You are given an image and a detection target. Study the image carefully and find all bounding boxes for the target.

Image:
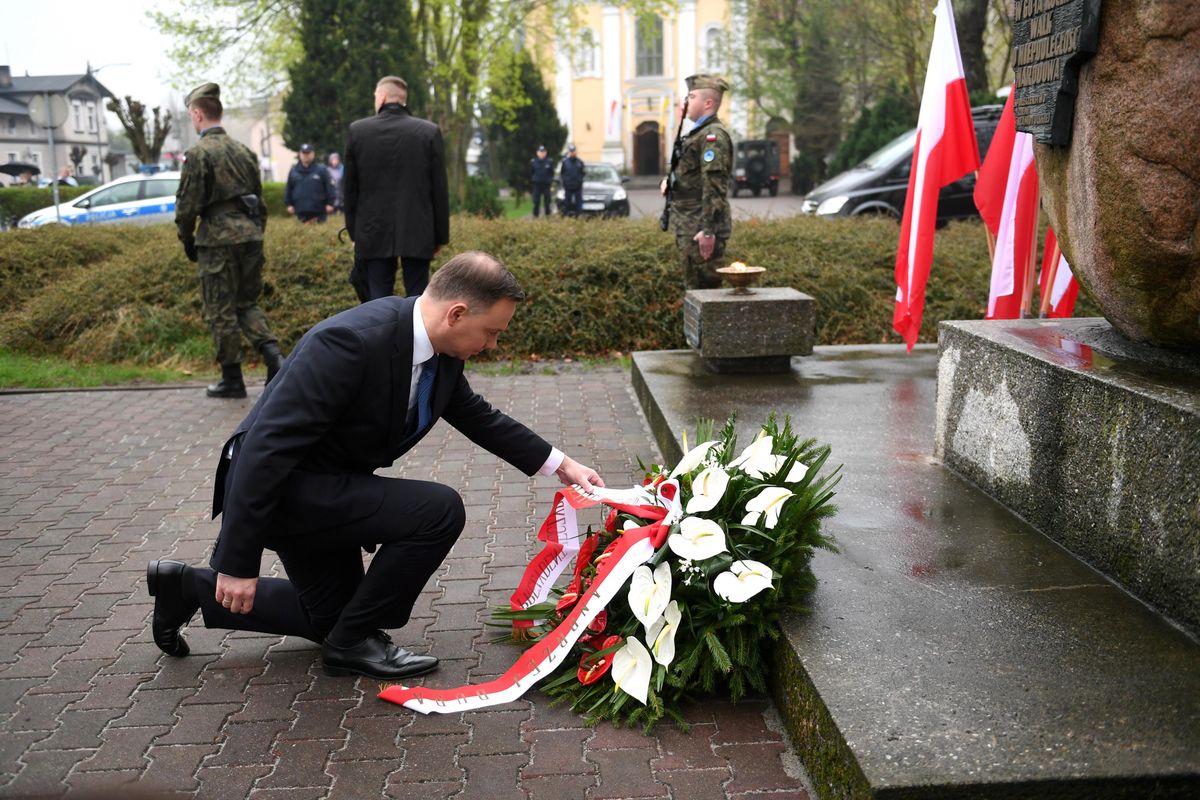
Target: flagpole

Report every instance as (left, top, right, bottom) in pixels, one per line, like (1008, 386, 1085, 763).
(1020, 222, 1038, 317)
(1039, 240, 1062, 317)
(976, 171, 996, 262)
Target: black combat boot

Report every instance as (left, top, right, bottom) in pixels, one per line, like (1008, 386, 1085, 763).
(206, 364, 247, 399)
(260, 342, 284, 384)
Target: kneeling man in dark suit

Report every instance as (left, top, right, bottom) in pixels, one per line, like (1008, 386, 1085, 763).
(148, 252, 604, 680)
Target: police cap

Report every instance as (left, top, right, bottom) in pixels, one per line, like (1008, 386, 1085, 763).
(685, 74, 729, 94)
(184, 82, 220, 107)
(299, 143, 315, 153)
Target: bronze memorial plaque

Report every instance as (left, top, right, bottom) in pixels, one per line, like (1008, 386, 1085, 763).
(1011, 0, 1102, 146)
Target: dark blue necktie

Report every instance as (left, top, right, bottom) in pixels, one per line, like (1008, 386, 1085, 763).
(415, 355, 438, 433)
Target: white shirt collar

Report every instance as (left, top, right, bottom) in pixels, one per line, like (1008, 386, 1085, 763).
(412, 296, 435, 364)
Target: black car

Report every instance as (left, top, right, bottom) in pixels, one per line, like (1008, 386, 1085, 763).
(555, 163, 630, 217)
(801, 105, 1003, 222)
(731, 139, 781, 197)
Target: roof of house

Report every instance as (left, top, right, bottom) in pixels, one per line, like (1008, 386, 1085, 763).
(0, 73, 115, 108)
(0, 96, 26, 115)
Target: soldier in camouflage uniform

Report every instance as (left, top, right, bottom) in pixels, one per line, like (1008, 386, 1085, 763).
(176, 82, 284, 399)
(662, 74, 733, 290)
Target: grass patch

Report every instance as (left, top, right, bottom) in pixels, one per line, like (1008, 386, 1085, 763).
(503, 196, 533, 219)
(0, 349, 201, 389)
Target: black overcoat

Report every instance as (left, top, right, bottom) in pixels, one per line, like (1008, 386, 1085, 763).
(343, 104, 450, 259)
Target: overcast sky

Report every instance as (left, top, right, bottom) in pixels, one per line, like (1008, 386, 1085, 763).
(2, 0, 182, 118)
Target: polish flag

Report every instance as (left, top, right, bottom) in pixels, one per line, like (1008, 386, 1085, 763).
(893, 0, 981, 351)
(1038, 227, 1080, 318)
(974, 89, 1039, 319)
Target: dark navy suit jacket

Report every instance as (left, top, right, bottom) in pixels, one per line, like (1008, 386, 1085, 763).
(211, 295, 551, 577)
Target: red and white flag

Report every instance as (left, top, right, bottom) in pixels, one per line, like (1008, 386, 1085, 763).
(893, 0, 981, 350)
(974, 88, 1039, 319)
(1038, 227, 1080, 318)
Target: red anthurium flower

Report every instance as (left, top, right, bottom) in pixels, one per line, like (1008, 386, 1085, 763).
(587, 610, 607, 633)
(604, 509, 618, 532)
(555, 580, 581, 613)
(577, 635, 623, 685)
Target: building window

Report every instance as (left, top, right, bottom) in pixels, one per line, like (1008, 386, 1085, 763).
(7, 152, 17, 163)
(635, 16, 663, 77)
(704, 26, 725, 71)
(6, 117, 15, 134)
(87, 102, 97, 132)
(574, 28, 599, 76)
(73, 101, 83, 132)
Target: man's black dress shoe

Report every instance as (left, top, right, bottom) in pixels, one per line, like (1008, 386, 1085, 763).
(147, 560, 199, 657)
(322, 631, 439, 679)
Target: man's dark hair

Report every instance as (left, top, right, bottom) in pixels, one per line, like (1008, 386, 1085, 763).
(427, 251, 525, 309)
(190, 96, 223, 120)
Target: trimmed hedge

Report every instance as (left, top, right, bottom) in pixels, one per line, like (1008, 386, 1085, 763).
(0, 185, 91, 227)
(0, 215, 1099, 366)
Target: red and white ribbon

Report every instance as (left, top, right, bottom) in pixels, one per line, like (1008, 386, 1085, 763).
(378, 481, 681, 713)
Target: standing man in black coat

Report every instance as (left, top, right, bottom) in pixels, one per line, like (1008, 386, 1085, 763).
(343, 76, 450, 299)
(560, 144, 586, 217)
(147, 252, 605, 680)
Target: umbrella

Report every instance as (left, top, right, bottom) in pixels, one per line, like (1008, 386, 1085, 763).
(0, 162, 41, 181)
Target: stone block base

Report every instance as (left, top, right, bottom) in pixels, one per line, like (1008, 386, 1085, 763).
(936, 318, 1200, 636)
(684, 287, 815, 373)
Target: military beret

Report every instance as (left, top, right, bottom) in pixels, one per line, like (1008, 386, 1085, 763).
(185, 82, 220, 106)
(685, 74, 730, 94)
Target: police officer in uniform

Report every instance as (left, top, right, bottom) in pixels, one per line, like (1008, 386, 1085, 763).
(529, 145, 555, 218)
(661, 74, 733, 290)
(176, 82, 284, 399)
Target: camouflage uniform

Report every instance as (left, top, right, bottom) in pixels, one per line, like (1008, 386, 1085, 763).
(176, 116, 278, 368)
(668, 75, 733, 290)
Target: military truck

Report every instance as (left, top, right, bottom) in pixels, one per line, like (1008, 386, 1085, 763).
(731, 139, 780, 197)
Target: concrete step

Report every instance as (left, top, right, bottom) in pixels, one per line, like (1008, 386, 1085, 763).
(632, 347, 1200, 799)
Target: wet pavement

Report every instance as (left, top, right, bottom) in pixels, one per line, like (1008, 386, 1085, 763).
(0, 367, 813, 799)
(632, 347, 1200, 798)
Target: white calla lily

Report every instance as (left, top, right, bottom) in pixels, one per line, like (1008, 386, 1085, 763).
(669, 440, 717, 478)
(611, 636, 653, 704)
(729, 434, 776, 478)
(742, 486, 794, 529)
(685, 466, 729, 513)
(628, 562, 672, 628)
(646, 601, 682, 666)
(713, 560, 775, 603)
(776, 456, 808, 483)
(668, 516, 728, 561)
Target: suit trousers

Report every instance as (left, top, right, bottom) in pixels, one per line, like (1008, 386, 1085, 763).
(194, 465, 466, 646)
(361, 256, 432, 299)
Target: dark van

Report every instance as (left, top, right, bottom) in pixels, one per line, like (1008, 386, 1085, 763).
(801, 105, 1003, 222)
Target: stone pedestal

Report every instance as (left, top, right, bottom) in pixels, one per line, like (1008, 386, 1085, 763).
(683, 287, 816, 373)
(936, 318, 1200, 636)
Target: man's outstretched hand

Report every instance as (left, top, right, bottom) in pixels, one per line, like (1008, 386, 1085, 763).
(215, 573, 258, 615)
(555, 456, 605, 493)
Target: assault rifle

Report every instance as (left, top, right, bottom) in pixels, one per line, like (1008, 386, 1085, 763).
(659, 98, 689, 232)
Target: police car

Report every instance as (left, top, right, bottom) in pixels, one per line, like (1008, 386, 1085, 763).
(17, 172, 181, 229)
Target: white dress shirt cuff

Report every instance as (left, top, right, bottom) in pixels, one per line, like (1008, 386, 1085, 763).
(538, 447, 566, 476)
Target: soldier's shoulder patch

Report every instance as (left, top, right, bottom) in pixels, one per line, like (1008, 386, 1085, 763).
(706, 134, 717, 141)
(703, 149, 716, 162)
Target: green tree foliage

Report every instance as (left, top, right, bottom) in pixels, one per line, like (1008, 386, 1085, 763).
(828, 83, 916, 175)
(790, 4, 842, 194)
(149, 0, 302, 99)
(483, 47, 568, 199)
(282, 0, 425, 155)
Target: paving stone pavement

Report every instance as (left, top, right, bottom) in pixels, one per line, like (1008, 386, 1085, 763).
(0, 367, 813, 799)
